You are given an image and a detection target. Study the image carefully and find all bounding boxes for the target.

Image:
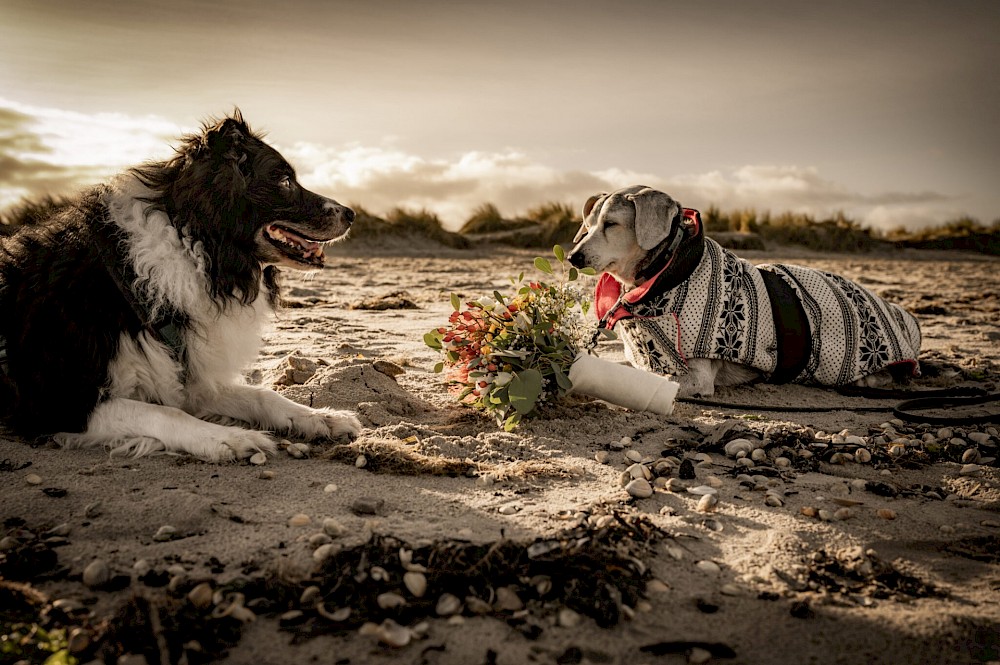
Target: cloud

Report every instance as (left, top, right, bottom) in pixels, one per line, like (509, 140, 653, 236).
(0, 99, 964, 232)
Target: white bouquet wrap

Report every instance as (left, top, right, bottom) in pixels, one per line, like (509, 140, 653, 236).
(569, 353, 679, 416)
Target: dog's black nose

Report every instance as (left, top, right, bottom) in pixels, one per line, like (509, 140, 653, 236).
(568, 251, 586, 269)
(343, 207, 355, 225)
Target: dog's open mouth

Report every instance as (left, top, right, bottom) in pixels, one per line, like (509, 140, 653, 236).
(264, 223, 326, 266)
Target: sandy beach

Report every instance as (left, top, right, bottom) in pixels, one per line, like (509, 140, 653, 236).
(2, 242, 999, 665)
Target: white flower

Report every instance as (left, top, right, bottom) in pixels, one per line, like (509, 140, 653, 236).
(494, 372, 513, 386)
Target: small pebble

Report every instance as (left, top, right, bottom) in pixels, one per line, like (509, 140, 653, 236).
(288, 513, 311, 527)
(625, 449, 643, 463)
(720, 583, 742, 596)
(620, 436, 633, 447)
(498, 504, 519, 515)
(834, 508, 854, 521)
(666, 478, 685, 492)
(689, 647, 712, 665)
(818, 509, 834, 521)
(751, 448, 768, 463)
(259, 470, 275, 480)
(377, 592, 407, 609)
(84, 502, 103, 518)
(375, 619, 411, 648)
(696, 494, 718, 513)
(0, 536, 18, 551)
(940, 525, 956, 534)
(854, 449, 872, 464)
(765, 494, 784, 507)
(323, 483, 338, 493)
(844, 435, 866, 445)
(724, 438, 753, 458)
(594, 451, 610, 464)
(355, 454, 367, 468)
(300, 585, 321, 606)
(695, 560, 721, 575)
(403, 571, 427, 598)
(322, 518, 346, 537)
(287, 442, 310, 459)
(937, 427, 953, 440)
(960, 464, 981, 476)
(435, 593, 462, 616)
(736, 458, 755, 468)
(774, 457, 791, 468)
(82, 559, 110, 588)
(647, 579, 670, 593)
(313, 544, 336, 563)
(188, 582, 214, 609)
(706, 476, 724, 488)
(876, 509, 897, 520)
(558, 607, 582, 628)
(494, 586, 524, 611)
(249, 452, 267, 465)
(350, 497, 385, 515)
(25, 473, 42, 485)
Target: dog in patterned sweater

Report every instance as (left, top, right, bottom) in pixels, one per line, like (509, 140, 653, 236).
(567, 185, 922, 397)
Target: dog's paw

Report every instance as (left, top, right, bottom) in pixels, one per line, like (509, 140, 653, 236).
(207, 427, 277, 462)
(291, 408, 363, 443)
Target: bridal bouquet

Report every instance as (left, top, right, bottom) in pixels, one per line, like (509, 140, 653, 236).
(425, 246, 678, 430)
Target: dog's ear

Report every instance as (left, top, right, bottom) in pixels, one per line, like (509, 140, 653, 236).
(582, 193, 604, 219)
(627, 187, 681, 250)
(206, 118, 246, 161)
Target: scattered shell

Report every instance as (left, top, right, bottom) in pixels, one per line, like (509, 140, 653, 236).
(494, 586, 524, 611)
(774, 457, 791, 468)
(309, 533, 332, 548)
(82, 559, 110, 588)
(67, 627, 91, 654)
(960, 464, 981, 476)
(834, 508, 855, 521)
(689, 646, 712, 664)
(653, 477, 670, 489)
(317, 604, 352, 622)
(322, 518, 346, 538)
(800, 506, 818, 518)
(627, 463, 652, 480)
(84, 502, 103, 518)
(377, 592, 407, 609)
(188, 582, 214, 609)
(435, 593, 462, 616)
(696, 494, 718, 513)
(476, 473, 496, 487)
(962, 448, 981, 464)
(665, 478, 685, 492)
(724, 438, 753, 458)
(888, 445, 906, 457)
(287, 442, 310, 459)
(844, 435, 866, 445)
(465, 596, 492, 614)
(620, 436, 633, 447)
(259, 470, 275, 480)
(854, 449, 872, 464)
(720, 583, 742, 596)
(0, 536, 18, 551)
(647, 579, 670, 593)
(152, 525, 176, 542)
(765, 494, 784, 507)
(558, 607, 582, 628)
(706, 475, 724, 488)
(355, 454, 368, 468)
(940, 524, 956, 534)
(375, 619, 411, 648)
(695, 560, 721, 575)
(968, 432, 991, 445)
(403, 571, 427, 598)
(625, 478, 654, 499)
(370, 566, 389, 582)
(313, 543, 336, 563)
(249, 452, 267, 465)
(25, 473, 42, 485)
(45, 523, 71, 537)
(323, 483, 338, 493)
(288, 513, 311, 527)
(829, 452, 852, 465)
(299, 585, 321, 606)
(936, 427, 954, 440)
(664, 542, 684, 560)
(687, 485, 719, 496)
(751, 448, 768, 463)
(818, 509, 834, 521)
(498, 504, 520, 515)
(625, 449, 643, 463)
(594, 450, 610, 464)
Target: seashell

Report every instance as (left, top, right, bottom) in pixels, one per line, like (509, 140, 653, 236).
(666, 478, 685, 492)
(960, 464, 981, 476)
(664, 542, 684, 560)
(299, 585, 321, 606)
(288, 513, 311, 527)
(287, 443, 310, 459)
(499, 504, 520, 515)
(403, 571, 427, 598)
(25, 473, 42, 485)
(800, 506, 818, 518)
(625, 449, 643, 463)
(720, 583, 742, 596)
(696, 560, 721, 575)
(724, 438, 753, 458)
(627, 463, 651, 480)
(370, 565, 389, 582)
(962, 448, 981, 464)
(0, 536, 17, 551)
(358, 621, 380, 636)
(153, 525, 176, 542)
(323, 483, 338, 493)
(465, 595, 492, 614)
(706, 475, 724, 488)
(376, 619, 411, 648)
(398, 548, 424, 572)
(764, 494, 784, 507)
(696, 494, 718, 513)
(322, 518, 346, 538)
(82, 559, 110, 588)
(736, 458, 755, 468)
(798, 449, 813, 459)
(968, 432, 991, 445)
(494, 586, 524, 611)
(188, 582, 214, 609)
(313, 543, 336, 563)
(854, 449, 872, 464)
(695, 452, 713, 464)
(435, 593, 462, 616)
(687, 485, 719, 496)
(558, 607, 582, 627)
(646, 579, 670, 593)
(249, 452, 267, 465)
(51, 598, 87, 616)
(818, 509, 834, 521)
(355, 454, 367, 468)
(309, 533, 332, 548)
(619, 471, 632, 488)
(940, 524, 955, 534)
(751, 448, 768, 463)
(653, 477, 670, 489)
(84, 502, 103, 518)
(377, 592, 407, 609)
(775, 456, 792, 468)
(833, 508, 854, 521)
(875, 508, 897, 520)
(949, 437, 967, 447)
(317, 604, 351, 622)
(689, 646, 712, 664)
(888, 445, 906, 457)
(592, 514, 615, 529)
(936, 427, 953, 440)
(829, 453, 851, 465)
(844, 435, 866, 445)
(594, 451, 610, 464)
(625, 478, 654, 499)
(259, 470, 275, 480)
(67, 627, 91, 654)
(532, 574, 552, 595)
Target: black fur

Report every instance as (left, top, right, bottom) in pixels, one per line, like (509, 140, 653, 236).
(0, 111, 346, 438)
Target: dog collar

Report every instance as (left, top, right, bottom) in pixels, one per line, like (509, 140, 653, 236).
(594, 208, 702, 329)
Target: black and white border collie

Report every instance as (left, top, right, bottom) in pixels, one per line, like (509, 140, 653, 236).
(0, 111, 361, 461)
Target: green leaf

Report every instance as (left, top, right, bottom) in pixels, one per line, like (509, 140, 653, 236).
(503, 413, 522, 431)
(423, 331, 442, 349)
(580, 267, 597, 276)
(533, 257, 553, 275)
(507, 368, 543, 415)
(598, 327, 618, 340)
(450, 293, 461, 311)
(433, 362, 444, 373)
(446, 350, 460, 362)
(493, 290, 505, 305)
(550, 361, 573, 392)
(568, 267, 578, 282)
(553, 244, 565, 263)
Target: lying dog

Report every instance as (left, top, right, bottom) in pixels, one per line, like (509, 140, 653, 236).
(0, 111, 361, 461)
(568, 185, 921, 397)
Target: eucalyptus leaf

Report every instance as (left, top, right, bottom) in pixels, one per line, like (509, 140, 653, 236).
(433, 362, 444, 373)
(533, 257, 553, 275)
(504, 413, 522, 432)
(550, 361, 573, 392)
(553, 244, 565, 263)
(568, 267, 578, 282)
(507, 368, 543, 415)
(580, 267, 597, 276)
(450, 293, 461, 311)
(423, 331, 442, 349)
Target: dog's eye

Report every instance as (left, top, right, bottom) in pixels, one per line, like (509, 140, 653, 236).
(279, 176, 294, 190)
(603, 221, 617, 229)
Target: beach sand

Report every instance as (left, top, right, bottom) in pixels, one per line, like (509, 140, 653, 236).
(1, 244, 998, 664)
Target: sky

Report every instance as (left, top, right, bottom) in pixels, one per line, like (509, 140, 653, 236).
(1, 0, 997, 231)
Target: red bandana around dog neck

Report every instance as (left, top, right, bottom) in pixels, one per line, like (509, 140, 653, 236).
(594, 208, 701, 328)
